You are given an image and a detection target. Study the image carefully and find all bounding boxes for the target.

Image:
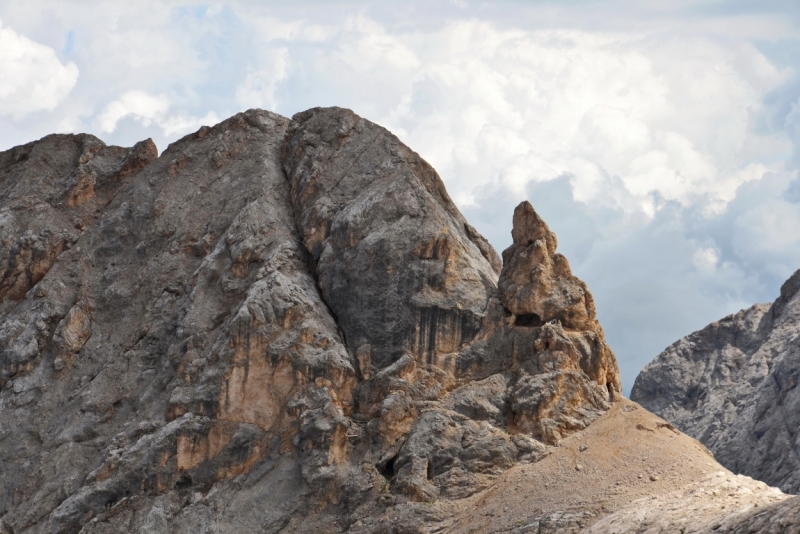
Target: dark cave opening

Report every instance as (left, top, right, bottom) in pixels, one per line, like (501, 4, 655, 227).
(175, 473, 193, 489)
(515, 313, 544, 327)
(378, 455, 397, 481)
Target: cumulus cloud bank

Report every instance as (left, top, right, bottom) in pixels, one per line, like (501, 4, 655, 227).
(0, 18, 78, 119)
(1, 0, 799, 391)
(97, 90, 220, 136)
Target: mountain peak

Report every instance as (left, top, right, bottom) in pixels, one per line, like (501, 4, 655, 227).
(0, 107, 793, 533)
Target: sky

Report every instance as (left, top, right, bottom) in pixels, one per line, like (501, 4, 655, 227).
(1, 0, 800, 393)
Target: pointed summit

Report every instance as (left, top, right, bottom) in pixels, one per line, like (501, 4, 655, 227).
(499, 200, 598, 332)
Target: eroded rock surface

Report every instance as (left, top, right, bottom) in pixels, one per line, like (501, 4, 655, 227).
(500, 201, 596, 332)
(632, 268, 800, 494)
(586, 471, 792, 534)
(2, 105, 785, 533)
(282, 107, 500, 372)
(0, 111, 342, 533)
(0, 134, 156, 309)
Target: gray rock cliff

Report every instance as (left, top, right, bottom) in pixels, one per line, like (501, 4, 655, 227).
(0, 106, 620, 533)
(3, 105, 794, 533)
(632, 268, 800, 494)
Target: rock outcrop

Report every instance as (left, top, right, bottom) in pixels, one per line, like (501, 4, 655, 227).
(0, 105, 795, 533)
(0, 134, 156, 308)
(632, 268, 800, 495)
(281, 106, 500, 373)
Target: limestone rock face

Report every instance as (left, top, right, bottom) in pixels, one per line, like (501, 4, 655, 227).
(0, 111, 355, 533)
(489, 200, 622, 443)
(632, 268, 800, 494)
(8, 105, 771, 534)
(500, 200, 595, 331)
(0, 134, 156, 308)
(282, 107, 500, 372)
(0, 106, 620, 533)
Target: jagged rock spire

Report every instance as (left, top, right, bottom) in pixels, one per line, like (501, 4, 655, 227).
(499, 200, 598, 332)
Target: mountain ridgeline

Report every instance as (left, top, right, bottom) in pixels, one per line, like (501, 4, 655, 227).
(633, 268, 800, 495)
(0, 107, 797, 533)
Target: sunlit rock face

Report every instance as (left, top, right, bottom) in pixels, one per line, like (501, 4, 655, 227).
(499, 201, 597, 332)
(0, 107, 624, 533)
(633, 268, 800, 495)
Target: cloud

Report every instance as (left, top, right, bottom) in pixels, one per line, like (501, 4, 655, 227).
(253, 16, 335, 43)
(366, 23, 788, 216)
(0, 18, 79, 119)
(159, 111, 221, 137)
(97, 90, 219, 137)
(235, 48, 290, 111)
(97, 90, 170, 133)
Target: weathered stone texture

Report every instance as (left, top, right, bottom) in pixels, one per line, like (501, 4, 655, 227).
(0, 134, 156, 308)
(0, 110, 350, 533)
(4, 105, 750, 534)
(633, 268, 800, 494)
(500, 201, 594, 329)
(281, 107, 500, 372)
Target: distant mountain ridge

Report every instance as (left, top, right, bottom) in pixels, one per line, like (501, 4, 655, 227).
(633, 268, 800, 494)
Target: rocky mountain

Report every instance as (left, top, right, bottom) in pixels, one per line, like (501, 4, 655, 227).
(0, 106, 797, 533)
(632, 268, 800, 495)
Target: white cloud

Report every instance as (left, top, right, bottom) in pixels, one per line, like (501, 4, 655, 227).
(235, 48, 290, 111)
(159, 111, 221, 137)
(253, 16, 335, 43)
(354, 23, 790, 219)
(336, 15, 420, 73)
(0, 18, 79, 119)
(693, 245, 720, 272)
(97, 90, 170, 133)
(96, 90, 218, 137)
